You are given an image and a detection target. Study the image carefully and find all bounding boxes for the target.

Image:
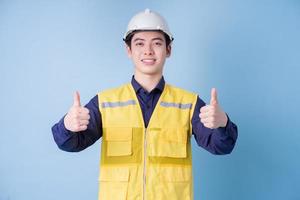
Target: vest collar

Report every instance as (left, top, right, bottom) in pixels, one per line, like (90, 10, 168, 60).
(131, 75, 165, 94)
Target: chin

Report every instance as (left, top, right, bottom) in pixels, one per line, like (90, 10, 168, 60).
(135, 65, 162, 75)
(140, 70, 161, 76)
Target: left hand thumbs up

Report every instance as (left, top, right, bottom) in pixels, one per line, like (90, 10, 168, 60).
(199, 88, 228, 129)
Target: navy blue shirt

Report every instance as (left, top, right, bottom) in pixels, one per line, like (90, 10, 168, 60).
(52, 76, 238, 155)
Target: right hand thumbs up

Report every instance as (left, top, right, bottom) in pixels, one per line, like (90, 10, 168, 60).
(64, 91, 90, 132)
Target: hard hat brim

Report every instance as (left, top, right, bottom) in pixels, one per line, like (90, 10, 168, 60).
(123, 29, 174, 42)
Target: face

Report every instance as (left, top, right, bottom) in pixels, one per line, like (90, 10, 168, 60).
(126, 31, 171, 76)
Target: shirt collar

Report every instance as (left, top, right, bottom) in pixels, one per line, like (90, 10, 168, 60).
(131, 75, 165, 93)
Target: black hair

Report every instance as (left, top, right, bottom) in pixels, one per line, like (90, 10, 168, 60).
(123, 30, 172, 49)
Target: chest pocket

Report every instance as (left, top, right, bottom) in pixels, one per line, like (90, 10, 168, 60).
(147, 127, 188, 158)
(105, 127, 133, 157)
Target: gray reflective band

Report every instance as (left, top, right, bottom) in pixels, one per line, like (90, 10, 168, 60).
(160, 101, 192, 109)
(101, 100, 137, 108)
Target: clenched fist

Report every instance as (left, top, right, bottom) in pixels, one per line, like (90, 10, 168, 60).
(199, 88, 228, 129)
(64, 91, 90, 132)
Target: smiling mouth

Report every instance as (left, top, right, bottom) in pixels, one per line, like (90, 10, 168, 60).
(141, 58, 156, 65)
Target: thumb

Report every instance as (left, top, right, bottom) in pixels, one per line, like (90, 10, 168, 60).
(210, 88, 218, 105)
(73, 91, 81, 107)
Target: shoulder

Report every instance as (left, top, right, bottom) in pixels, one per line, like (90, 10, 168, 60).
(165, 84, 198, 98)
(97, 83, 131, 96)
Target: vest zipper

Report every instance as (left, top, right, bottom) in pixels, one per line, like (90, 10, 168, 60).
(143, 128, 147, 200)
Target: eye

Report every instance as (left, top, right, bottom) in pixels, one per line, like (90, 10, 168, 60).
(154, 42, 162, 46)
(135, 42, 144, 47)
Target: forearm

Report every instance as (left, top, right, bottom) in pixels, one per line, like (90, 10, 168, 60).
(193, 118, 238, 155)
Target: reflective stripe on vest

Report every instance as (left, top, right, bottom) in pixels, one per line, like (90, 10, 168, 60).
(101, 99, 137, 108)
(160, 101, 192, 109)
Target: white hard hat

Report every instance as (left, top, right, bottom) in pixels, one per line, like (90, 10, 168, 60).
(123, 8, 173, 41)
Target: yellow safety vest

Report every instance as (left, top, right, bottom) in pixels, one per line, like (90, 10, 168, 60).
(98, 83, 198, 200)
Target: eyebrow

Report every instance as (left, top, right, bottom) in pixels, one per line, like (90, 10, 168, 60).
(152, 38, 164, 42)
(133, 37, 164, 43)
(133, 38, 145, 42)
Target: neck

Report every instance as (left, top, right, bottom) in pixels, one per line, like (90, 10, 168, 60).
(134, 72, 162, 92)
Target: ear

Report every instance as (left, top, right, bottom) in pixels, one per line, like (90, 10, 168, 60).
(126, 44, 132, 58)
(166, 44, 172, 58)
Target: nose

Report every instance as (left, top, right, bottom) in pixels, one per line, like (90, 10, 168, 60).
(144, 43, 154, 55)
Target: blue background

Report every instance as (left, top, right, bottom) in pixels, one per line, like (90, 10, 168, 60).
(1, 0, 299, 199)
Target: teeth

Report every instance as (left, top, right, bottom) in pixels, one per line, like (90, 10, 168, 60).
(142, 59, 156, 63)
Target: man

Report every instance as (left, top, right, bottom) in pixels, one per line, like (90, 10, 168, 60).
(52, 9, 238, 200)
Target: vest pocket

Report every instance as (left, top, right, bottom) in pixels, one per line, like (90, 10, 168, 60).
(149, 166, 192, 200)
(99, 167, 130, 200)
(105, 127, 132, 157)
(148, 127, 187, 158)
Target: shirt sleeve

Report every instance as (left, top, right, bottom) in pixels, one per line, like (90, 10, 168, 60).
(51, 95, 102, 152)
(191, 96, 238, 155)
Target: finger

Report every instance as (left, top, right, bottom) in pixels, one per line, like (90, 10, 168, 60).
(204, 122, 218, 129)
(79, 108, 90, 118)
(203, 122, 213, 129)
(201, 116, 215, 124)
(200, 105, 211, 113)
(71, 113, 89, 124)
(73, 91, 81, 107)
(79, 125, 88, 131)
(200, 105, 217, 116)
(201, 117, 209, 124)
(79, 119, 89, 126)
(75, 125, 88, 132)
(71, 108, 88, 119)
(200, 113, 217, 122)
(80, 107, 90, 115)
(77, 113, 90, 120)
(199, 112, 210, 119)
(210, 88, 218, 105)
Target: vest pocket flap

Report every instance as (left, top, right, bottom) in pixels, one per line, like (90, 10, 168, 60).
(159, 167, 191, 182)
(107, 141, 132, 156)
(149, 127, 187, 143)
(105, 127, 132, 141)
(99, 168, 130, 182)
(161, 128, 187, 143)
(148, 141, 186, 158)
(148, 127, 188, 158)
(105, 127, 133, 156)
